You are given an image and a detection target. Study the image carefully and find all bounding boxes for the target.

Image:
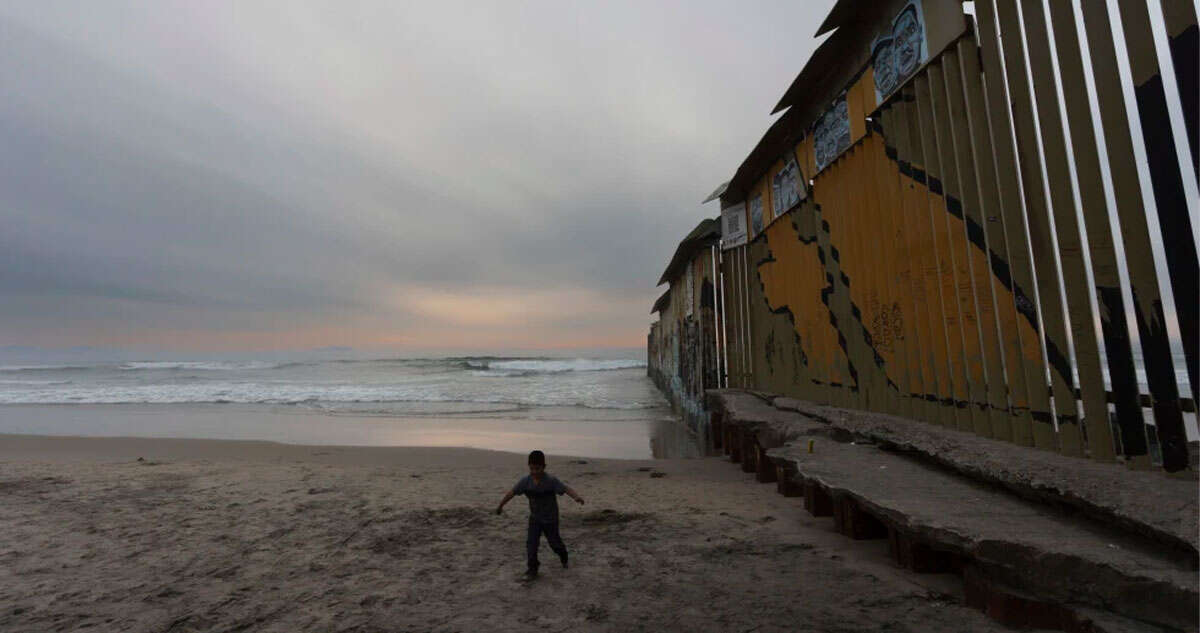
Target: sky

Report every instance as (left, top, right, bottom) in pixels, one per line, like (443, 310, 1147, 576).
(0, 1, 836, 356)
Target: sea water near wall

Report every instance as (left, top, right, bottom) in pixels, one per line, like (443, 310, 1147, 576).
(0, 358, 702, 459)
(0, 357, 653, 408)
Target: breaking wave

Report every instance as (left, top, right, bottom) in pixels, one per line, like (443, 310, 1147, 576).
(118, 361, 280, 371)
(0, 382, 657, 409)
(483, 358, 645, 373)
(0, 356, 656, 409)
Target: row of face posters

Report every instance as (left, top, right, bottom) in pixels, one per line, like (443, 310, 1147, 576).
(721, 151, 807, 248)
(722, 1, 927, 248)
(872, 0, 927, 103)
(813, 0, 927, 174)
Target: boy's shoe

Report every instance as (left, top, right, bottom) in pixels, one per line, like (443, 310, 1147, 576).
(559, 551, 568, 569)
(523, 568, 539, 581)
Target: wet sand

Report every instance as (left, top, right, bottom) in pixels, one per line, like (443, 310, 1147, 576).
(0, 434, 1007, 632)
(0, 403, 699, 459)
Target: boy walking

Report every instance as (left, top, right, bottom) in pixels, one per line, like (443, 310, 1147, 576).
(495, 450, 584, 579)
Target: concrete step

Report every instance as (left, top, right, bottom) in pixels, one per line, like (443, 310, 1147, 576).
(768, 395, 1199, 561)
(706, 391, 1199, 632)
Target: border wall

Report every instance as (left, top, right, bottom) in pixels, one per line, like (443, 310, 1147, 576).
(653, 0, 1199, 473)
(649, 220, 721, 444)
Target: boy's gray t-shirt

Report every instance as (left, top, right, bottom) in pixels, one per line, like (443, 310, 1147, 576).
(512, 474, 567, 523)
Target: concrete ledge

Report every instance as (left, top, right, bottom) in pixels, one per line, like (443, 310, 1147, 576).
(768, 395, 1199, 560)
(706, 389, 1200, 631)
(772, 439, 1197, 630)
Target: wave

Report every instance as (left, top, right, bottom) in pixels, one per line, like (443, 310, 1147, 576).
(470, 358, 645, 373)
(0, 365, 92, 372)
(0, 356, 659, 411)
(0, 382, 659, 410)
(117, 361, 279, 371)
(1, 357, 646, 374)
(469, 369, 536, 378)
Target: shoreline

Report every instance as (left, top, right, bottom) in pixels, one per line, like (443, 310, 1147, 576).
(0, 432, 561, 466)
(0, 402, 697, 460)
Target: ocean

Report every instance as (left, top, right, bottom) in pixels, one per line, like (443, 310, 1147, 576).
(0, 357, 700, 459)
(2, 353, 1191, 458)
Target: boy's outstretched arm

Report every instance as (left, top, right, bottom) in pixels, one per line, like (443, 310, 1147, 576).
(564, 486, 585, 505)
(495, 490, 515, 515)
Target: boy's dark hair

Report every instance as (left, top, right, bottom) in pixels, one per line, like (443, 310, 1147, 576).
(528, 450, 546, 466)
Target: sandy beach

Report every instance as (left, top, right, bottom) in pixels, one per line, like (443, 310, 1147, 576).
(0, 434, 1008, 632)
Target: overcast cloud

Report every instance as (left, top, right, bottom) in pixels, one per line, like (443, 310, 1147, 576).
(0, 1, 834, 354)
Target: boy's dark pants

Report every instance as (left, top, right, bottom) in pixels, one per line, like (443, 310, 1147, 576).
(526, 518, 567, 571)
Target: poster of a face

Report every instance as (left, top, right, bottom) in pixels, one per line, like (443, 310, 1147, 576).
(749, 195, 764, 238)
(893, 5, 923, 77)
(834, 101, 850, 151)
(772, 154, 804, 217)
(872, 0, 927, 102)
(872, 35, 898, 97)
(814, 97, 851, 173)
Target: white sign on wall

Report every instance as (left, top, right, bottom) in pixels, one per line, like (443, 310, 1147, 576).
(721, 201, 747, 250)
